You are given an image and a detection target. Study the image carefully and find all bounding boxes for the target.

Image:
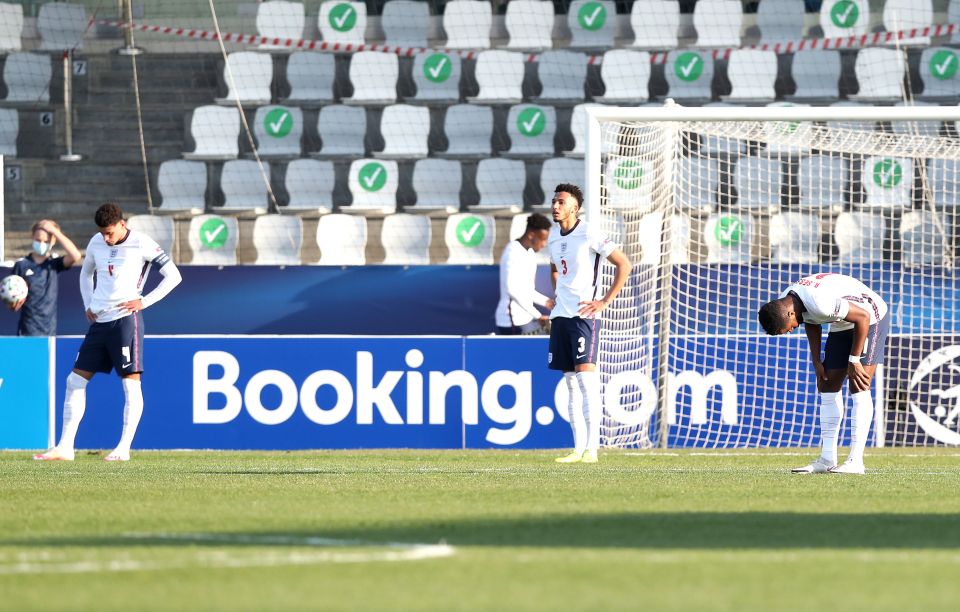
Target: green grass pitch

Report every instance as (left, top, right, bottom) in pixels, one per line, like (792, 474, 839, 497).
(2, 448, 959, 611)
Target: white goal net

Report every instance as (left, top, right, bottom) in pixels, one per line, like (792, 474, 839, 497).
(590, 104, 960, 449)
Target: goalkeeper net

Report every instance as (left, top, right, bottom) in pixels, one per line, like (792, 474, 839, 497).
(590, 104, 960, 449)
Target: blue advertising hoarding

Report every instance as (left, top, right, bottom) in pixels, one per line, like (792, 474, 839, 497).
(0, 337, 52, 449)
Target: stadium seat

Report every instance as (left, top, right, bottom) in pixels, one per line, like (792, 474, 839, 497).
(664, 50, 714, 103)
(281, 52, 335, 106)
(761, 101, 813, 157)
(918, 48, 959, 102)
(382, 0, 430, 48)
(437, 104, 492, 159)
(835, 212, 885, 263)
(252, 105, 303, 158)
(756, 0, 804, 43)
(695, 103, 748, 156)
(723, 50, 777, 103)
(376, 104, 430, 159)
(472, 158, 525, 213)
(628, 0, 679, 50)
(861, 156, 912, 211)
(409, 51, 462, 104)
(318, 1, 367, 46)
(850, 48, 907, 102)
(693, 0, 742, 48)
(534, 51, 587, 104)
(442, 0, 492, 49)
(127, 215, 175, 256)
(567, 0, 615, 50)
(346, 159, 398, 214)
(37, 2, 85, 50)
(187, 214, 239, 265)
(381, 213, 431, 265)
(769, 212, 821, 263)
(312, 104, 366, 159)
(929, 158, 960, 211)
(595, 50, 650, 104)
(342, 51, 398, 105)
(0, 3, 23, 51)
(882, 0, 932, 47)
(157, 159, 207, 215)
(216, 160, 271, 214)
(637, 211, 691, 264)
(733, 156, 783, 214)
(255, 0, 306, 48)
(445, 213, 496, 264)
(704, 213, 753, 263)
(605, 158, 655, 212)
(563, 103, 614, 158)
(787, 51, 842, 102)
(675, 156, 719, 214)
(819, 0, 869, 39)
(183, 106, 240, 160)
(317, 214, 367, 265)
(0, 107, 17, 156)
(951, 0, 960, 45)
(540, 158, 586, 209)
(504, 104, 557, 158)
(900, 211, 948, 267)
(890, 101, 941, 138)
(411, 159, 462, 215)
(253, 214, 303, 265)
(284, 159, 334, 214)
(504, 0, 554, 51)
(2, 53, 52, 104)
(467, 50, 524, 105)
(215, 52, 273, 106)
(798, 155, 847, 213)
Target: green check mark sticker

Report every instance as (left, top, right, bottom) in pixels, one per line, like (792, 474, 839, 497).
(358, 162, 387, 192)
(329, 3, 356, 32)
(872, 159, 902, 188)
(200, 218, 228, 249)
(829, 0, 859, 29)
(263, 107, 292, 138)
(614, 160, 644, 190)
(674, 52, 703, 82)
(517, 106, 545, 137)
(423, 53, 452, 83)
(577, 2, 606, 31)
(930, 50, 958, 80)
(715, 216, 742, 247)
(456, 216, 485, 247)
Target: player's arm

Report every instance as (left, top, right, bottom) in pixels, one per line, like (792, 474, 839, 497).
(579, 249, 632, 317)
(138, 259, 182, 310)
(843, 302, 872, 388)
(804, 323, 826, 381)
(504, 252, 548, 320)
(79, 251, 96, 322)
(39, 220, 82, 268)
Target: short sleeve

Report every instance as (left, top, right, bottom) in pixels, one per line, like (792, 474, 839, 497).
(11, 259, 25, 276)
(807, 294, 848, 322)
(52, 256, 67, 273)
(588, 227, 618, 259)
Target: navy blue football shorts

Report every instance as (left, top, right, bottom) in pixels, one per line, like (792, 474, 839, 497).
(74, 312, 145, 376)
(548, 316, 599, 371)
(822, 313, 890, 370)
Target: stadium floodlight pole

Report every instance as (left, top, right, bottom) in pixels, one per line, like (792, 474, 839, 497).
(0, 155, 4, 263)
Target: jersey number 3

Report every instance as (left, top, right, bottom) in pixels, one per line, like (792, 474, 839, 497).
(560, 259, 568, 275)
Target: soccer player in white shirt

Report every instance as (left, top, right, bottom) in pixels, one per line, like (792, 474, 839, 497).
(758, 273, 890, 475)
(495, 213, 554, 335)
(34, 203, 182, 462)
(548, 184, 632, 464)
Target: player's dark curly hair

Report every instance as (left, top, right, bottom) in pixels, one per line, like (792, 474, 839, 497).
(757, 301, 789, 335)
(525, 213, 552, 233)
(554, 183, 583, 208)
(94, 202, 124, 228)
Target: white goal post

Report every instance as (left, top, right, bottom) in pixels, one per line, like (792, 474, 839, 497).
(585, 103, 960, 449)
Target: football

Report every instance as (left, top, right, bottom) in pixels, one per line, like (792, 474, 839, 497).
(0, 274, 28, 305)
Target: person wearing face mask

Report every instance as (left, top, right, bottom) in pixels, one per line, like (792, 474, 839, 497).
(8, 219, 82, 336)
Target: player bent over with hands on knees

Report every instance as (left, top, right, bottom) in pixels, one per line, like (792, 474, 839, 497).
(548, 184, 632, 464)
(758, 273, 889, 475)
(34, 203, 182, 462)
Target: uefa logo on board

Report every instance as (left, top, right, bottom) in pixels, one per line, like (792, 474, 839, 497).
(908, 345, 960, 445)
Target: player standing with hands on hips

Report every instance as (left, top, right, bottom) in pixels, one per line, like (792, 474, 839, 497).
(548, 184, 632, 464)
(758, 273, 889, 475)
(34, 203, 182, 462)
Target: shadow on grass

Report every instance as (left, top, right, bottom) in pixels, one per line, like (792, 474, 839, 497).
(4, 513, 960, 550)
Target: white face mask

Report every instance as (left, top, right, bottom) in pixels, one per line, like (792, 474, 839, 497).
(32, 240, 50, 256)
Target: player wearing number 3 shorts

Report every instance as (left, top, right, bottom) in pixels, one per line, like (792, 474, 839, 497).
(34, 203, 182, 462)
(547, 184, 632, 464)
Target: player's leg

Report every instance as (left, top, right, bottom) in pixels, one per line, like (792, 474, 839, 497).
(105, 313, 145, 462)
(792, 331, 849, 473)
(573, 317, 601, 463)
(550, 318, 584, 462)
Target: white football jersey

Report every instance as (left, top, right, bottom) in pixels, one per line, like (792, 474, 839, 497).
(495, 240, 551, 327)
(780, 272, 887, 331)
(83, 229, 171, 323)
(547, 220, 619, 319)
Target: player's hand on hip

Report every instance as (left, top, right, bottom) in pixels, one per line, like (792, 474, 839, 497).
(578, 299, 607, 317)
(84, 308, 97, 323)
(546, 298, 555, 311)
(119, 299, 143, 314)
(848, 362, 871, 389)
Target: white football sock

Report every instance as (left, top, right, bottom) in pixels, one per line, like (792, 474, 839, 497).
(563, 372, 585, 453)
(114, 378, 144, 454)
(576, 370, 602, 452)
(57, 372, 88, 453)
(848, 390, 874, 464)
(818, 391, 843, 465)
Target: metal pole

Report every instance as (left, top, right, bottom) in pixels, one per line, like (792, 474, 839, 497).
(0, 154, 4, 263)
(118, 0, 142, 56)
(59, 50, 81, 162)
